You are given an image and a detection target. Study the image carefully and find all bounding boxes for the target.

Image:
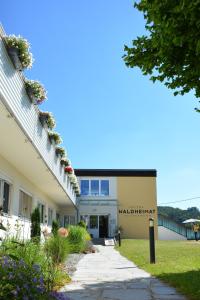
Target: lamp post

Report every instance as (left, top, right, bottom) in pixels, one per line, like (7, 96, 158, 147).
(118, 229, 121, 247)
(149, 217, 155, 264)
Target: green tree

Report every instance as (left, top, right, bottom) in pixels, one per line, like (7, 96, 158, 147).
(124, 0, 200, 104)
(31, 207, 41, 242)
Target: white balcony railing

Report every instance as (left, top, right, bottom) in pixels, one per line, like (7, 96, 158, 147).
(0, 27, 76, 205)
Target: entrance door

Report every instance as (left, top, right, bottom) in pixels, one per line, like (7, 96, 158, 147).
(99, 215, 108, 238)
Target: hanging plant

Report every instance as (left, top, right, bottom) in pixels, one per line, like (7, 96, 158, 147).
(60, 157, 71, 167)
(48, 131, 62, 145)
(55, 146, 65, 158)
(65, 166, 74, 174)
(39, 111, 56, 130)
(25, 79, 47, 105)
(4, 34, 34, 70)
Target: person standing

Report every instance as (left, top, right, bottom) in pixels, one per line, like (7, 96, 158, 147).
(193, 223, 199, 241)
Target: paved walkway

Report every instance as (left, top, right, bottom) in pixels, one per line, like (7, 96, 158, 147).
(61, 246, 187, 300)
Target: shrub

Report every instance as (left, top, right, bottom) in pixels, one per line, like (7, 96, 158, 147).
(78, 220, 87, 229)
(4, 34, 33, 69)
(52, 220, 59, 236)
(67, 225, 91, 253)
(44, 235, 70, 264)
(31, 207, 41, 242)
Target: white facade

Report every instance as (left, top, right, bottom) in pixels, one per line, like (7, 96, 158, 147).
(77, 176, 118, 238)
(0, 26, 77, 239)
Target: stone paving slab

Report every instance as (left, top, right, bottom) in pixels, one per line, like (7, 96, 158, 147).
(61, 245, 187, 300)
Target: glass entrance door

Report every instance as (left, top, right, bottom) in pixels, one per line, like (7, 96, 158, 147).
(99, 215, 108, 238)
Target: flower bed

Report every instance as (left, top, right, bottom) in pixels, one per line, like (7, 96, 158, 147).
(4, 34, 33, 70)
(25, 79, 47, 105)
(39, 111, 56, 130)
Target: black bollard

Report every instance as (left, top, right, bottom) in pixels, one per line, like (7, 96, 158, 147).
(149, 218, 155, 264)
(118, 230, 121, 247)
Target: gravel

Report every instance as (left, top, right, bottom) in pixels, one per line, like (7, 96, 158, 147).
(64, 253, 85, 276)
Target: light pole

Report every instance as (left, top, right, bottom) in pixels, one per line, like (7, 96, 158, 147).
(149, 217, 155, 264)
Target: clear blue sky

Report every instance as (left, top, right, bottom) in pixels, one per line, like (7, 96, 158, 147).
(1, 1, 200, 210)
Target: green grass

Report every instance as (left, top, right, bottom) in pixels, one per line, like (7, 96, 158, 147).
(116, 239, 200, 300)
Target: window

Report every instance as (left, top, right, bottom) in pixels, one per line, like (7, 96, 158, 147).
(91, 180, 99, 196)
(81, 180, 89, 195)
(0, 180, 10, 214)
(101, 180, 109, 196)
(19, 190, 32, 219)
(90, 215, 98, 229)
(38, 202, 45, 223)
(48, 208, 53, 226)
(64, 215, 75, 227)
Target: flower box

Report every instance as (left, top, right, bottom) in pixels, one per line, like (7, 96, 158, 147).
(39, 111, 55, 130)
(6, 46, 23, 71)
(60, 158, 70, 167)
(4, 35, 33, 70)
(25, 80, 47, 105)
(48, 132, 62, 145)
(55, 147, 65, 158)
(65, 166, 73, 174)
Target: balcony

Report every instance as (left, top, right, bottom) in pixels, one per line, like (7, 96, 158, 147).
(0, 27, 76, 206)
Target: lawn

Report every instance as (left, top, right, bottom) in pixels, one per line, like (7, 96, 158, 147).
(116, 239, 200, 300)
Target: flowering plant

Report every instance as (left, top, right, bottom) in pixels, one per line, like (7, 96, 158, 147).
(48, 132, 62, 145)
(25, 79, 47, 104)
(55, 147, 66, 158)
(39, 111, 56, 130)
(4, 34, 34, 69)
(65, 166, 74, 174)
(60, 157, 71, 167)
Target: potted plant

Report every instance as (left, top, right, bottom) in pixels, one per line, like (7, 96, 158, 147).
(55, 146, 65, 158)
(60, 157, 71, 167)
(39, 111, 55, 130)
(4, 34, 33, 70)
(48, 132, 62, 145)
(65, 166, 74, 174)
(25, 79, 47, 105)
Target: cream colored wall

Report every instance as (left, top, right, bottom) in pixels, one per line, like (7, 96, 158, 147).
(117, 176, 157, 239)
(0, 153, 59, 218)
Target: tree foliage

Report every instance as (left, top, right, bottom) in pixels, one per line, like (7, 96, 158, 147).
(158, 206, 200, 224)
(124, 0, 200, 101)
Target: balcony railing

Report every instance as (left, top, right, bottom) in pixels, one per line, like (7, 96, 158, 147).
(0, 26, 76, 205)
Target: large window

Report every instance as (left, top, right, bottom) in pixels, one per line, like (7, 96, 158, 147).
(48, 208, 53, 226)
(101, 180, 109, 196)
(0, 180, 10, 214)
(90, 215, 98, 229)
(91, 180, 99, 196)
(19, 190, 32, 219)
(38, 202, 45, 223)
(80, 179, 109, 196)
(64, 215, 75, 227)
(81, 180, 89, 195)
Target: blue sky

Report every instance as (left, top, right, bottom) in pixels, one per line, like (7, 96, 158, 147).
(1, 1, 200, 210)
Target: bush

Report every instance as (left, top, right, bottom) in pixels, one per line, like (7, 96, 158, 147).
(44, 235, 69, 264)
(52, 220, 59, 236)
(31, 207, 41, 242)
(78, 220, 87, 229)
(67, 225, 91, 253)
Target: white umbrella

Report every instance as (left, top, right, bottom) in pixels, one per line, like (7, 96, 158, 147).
(182, 219, 200, 224)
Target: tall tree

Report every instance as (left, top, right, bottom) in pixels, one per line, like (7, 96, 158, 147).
(124, 0, 200, 106)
